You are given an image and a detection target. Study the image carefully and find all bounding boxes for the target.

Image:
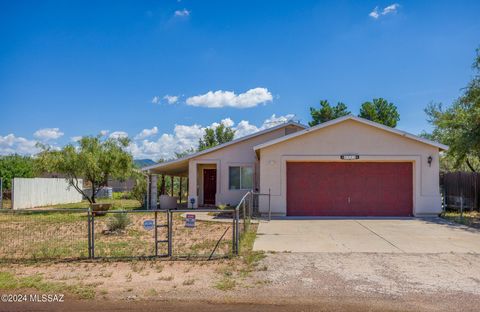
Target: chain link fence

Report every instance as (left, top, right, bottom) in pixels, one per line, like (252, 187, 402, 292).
(0, 207, 241, 262)
(0, 209, 89, 261)
(0, 190, 270, 262)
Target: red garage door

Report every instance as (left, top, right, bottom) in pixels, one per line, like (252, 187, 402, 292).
(287, 162, 413, 216)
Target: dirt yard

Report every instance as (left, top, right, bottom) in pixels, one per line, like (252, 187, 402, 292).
(2, 251, 480, 311)
(0, 211, 233, 260)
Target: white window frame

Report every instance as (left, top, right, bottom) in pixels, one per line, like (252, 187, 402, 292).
(228, 166, 253, 190)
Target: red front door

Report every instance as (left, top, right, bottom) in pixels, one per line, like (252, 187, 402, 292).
(203, 169, 216, 205)
(287, 162, 413, 216)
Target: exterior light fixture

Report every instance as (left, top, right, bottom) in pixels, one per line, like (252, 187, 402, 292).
(427, 156, 433, 167)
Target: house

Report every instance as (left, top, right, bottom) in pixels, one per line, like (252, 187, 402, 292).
(144, 115, 447, 217)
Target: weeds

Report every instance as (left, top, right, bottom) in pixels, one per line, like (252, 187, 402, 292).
(214, 277, 236, 291)
(182, 278, 195, 286)
(0, 271, 95, 299)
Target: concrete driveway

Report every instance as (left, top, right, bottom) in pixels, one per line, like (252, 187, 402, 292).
(253, 218, 480, 253)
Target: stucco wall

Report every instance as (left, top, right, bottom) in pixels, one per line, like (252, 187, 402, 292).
(188, 125, 303, 207)
(258, 119, 442, 216)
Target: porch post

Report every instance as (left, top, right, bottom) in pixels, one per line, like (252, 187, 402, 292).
(179, 177, 183, 203)
(160, 175, 166, 195)
(150, 174, 158, 209)
(170, 176, 174, 197)
(188, 162, 198, 208)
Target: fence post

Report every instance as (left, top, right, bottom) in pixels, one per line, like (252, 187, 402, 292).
(235, 208, 240, 255)
(87, 208, 92, 259)
(167, 210, 172, 257)
(154, 210, 158, 257)
(268, 188, 271, 221)
(91, 210, 95, 259)
(460, 193, 464, 222)
(232, 209, 237, 254)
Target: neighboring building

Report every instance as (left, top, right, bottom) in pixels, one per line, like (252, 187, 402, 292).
(144, 115, 447, 217)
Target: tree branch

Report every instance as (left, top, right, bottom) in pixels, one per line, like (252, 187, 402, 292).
(466, 158, 477, 173)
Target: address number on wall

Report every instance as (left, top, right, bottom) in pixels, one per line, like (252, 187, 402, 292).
(340, 154, 360, 160)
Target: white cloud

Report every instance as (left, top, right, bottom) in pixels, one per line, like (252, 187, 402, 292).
(0, 134, 39, 155)
(174, 9, 190, 17)
(33, 128, 64, 140)
(128, 114, 295, 159)
(369, 7, 380, 19)
(71, 136, 82, 142)
(100, 130, 109, 136)
(109, 131, 129, 139)
(151, 96, 161, 104)
(369, 3, 400, 19)
(383, 3, 400, 14)
(163, 95, 179, 104)
(186, 87, 273, 108)
(135, 127, 158, 140)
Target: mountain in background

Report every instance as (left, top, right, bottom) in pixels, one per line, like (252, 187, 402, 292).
(134, 159, 156, 168)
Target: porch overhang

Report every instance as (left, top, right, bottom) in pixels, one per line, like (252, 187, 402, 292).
(143, 158, 189, 177)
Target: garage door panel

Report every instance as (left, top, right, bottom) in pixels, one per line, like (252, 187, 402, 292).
(287, 162, 413, 216)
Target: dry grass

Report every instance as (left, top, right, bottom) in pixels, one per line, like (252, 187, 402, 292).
(442, 210, 480, 229)
(0, 209, 234, 261)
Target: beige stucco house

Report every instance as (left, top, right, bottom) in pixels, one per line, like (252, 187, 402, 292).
(144, 115, 447, 217)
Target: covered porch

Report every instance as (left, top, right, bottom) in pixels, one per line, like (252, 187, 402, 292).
(145, 158, 219, 209)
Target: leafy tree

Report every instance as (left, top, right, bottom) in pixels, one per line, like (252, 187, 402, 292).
(36, 136, 134, 203)
(198, 124, 235, 151)
(309, 100, 350, 126)
(174, 147, 196, 159)
(0, 155, 36, 190)
(423, 48, 480, 172)
(131, 171, 147, 207)
(359, 98, 400, 127)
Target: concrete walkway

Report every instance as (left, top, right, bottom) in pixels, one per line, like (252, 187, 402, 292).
(253, 218, 480, 253)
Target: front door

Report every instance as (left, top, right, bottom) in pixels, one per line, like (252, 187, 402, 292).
(203, 169, 216, 205)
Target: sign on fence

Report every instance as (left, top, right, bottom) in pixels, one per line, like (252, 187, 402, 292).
(185, 214, 196, 228)
(143, 220, 155, 231)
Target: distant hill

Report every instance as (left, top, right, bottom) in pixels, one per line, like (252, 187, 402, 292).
(134, 159, 156, 168)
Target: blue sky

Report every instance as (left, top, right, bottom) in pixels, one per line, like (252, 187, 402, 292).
(1, 1, 479, 159)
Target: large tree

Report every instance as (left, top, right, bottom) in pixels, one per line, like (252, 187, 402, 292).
(0, 155, 36, 190)
(359, 98, 400, 127)
(198, 124, 235, 151)
(309, 100, 350, 126)
(424, 48, 480, 172)
(36, 136, 133, 203)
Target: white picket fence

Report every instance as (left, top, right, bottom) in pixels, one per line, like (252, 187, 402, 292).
(12, 178, 83, 209)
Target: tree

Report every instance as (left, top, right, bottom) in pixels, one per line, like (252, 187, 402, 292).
(359, 98, 400, 127)
(423, 48, 480, 172)
(131, 171, 147, 207)
(0, 155, 36, 190)
(36, 136, 134, 203)
(309, 100, 350, 126)
(198, 124, 235, 151)
(174, 147, 196, 159)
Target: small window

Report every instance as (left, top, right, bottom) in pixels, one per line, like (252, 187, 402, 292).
(229, 166, 253, 190)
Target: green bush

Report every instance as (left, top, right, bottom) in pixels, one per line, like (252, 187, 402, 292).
(107, 213, 131, 232)
(112, 192, 133, 200)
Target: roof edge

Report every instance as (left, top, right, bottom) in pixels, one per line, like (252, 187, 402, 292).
(254, 115, 449, 152)
(142, 120, 307, 171)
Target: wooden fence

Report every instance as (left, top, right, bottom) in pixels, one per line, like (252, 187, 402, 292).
(440, 172, 479, 211)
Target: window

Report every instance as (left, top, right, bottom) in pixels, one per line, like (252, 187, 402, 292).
(229, 166, 253, 190)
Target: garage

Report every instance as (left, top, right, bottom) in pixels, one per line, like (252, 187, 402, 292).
(255, 116, 448, 217)
(286, 162, 413, 216)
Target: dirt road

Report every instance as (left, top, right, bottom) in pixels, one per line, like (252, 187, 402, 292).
(2, 252, 480, 311)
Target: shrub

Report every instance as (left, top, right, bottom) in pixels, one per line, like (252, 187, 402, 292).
(107, 213, 131, 232)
